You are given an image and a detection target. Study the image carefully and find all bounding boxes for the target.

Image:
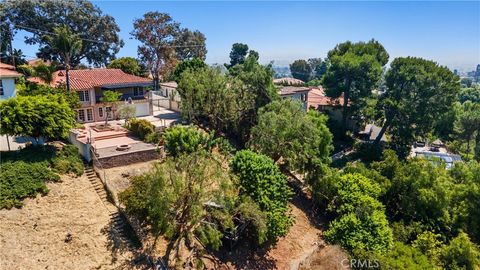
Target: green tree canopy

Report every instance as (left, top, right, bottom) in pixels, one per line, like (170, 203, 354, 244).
(177, 54, 277, 145)
(323, 173, 393, 253)
(289, 59, 312, 82)
(226, 43, 249, 68)
(171, 57, 207, 82)
(43, 25, 82, 92)
(108, 57, 142, 76)
(131, 12, 206, 90)
(374, 57, 460, 157)
(163, 125, 212, 157)
(2, 0, 123, 66)
(249, 99, 333, 175)
(120, 152, 268, 266)
(0, 95, 75, 143)
(322, 39, 388, 134)
(231, 150, 294, 242)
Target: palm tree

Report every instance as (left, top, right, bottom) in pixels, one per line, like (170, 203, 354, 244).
(33, 62, 57, 85)
(44, 26, 82, 92)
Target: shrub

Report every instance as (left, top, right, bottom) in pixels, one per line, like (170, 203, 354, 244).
(126, 119, 155, 140)
(145, 131, 162, 144)
(163, 125, 212, 157)
(323, 173, 393, 253)
(439, 232, 480, 270)
(231, 150, 294, 242)
(52, 145, 84, 176)
(0, 161, 60, 209)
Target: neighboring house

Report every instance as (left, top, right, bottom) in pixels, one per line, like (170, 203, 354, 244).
(307, 87, 360, 132)
(158, 81, 181, 111)
(29, 68, 154, 123)
(278, 86, 310, 110)
(0, 62, 22, 100)
(411, 141, 462, 169)
(273, 77, 305, 86)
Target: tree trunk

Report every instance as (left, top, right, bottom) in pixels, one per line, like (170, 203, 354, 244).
(374, 119, 391, 145)
(66, 64, 71, 92)
(341, 89, 350, 135)
(474, 132, 480, 161)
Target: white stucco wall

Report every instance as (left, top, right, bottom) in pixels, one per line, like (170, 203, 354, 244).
(0, 78, 16, 100)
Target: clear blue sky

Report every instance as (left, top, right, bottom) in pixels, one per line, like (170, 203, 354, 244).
(13, 1, 480, 71)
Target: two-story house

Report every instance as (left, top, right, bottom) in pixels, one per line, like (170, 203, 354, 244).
(0, 62, 22, 100)
(31, 68, 154, 123)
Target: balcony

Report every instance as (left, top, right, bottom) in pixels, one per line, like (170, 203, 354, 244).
(95, 93, 147, 103)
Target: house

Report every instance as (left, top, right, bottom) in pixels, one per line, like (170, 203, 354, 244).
(278, 86, 310, 110)
(29, 68, 154, 123)
(0, 62, 22, 100)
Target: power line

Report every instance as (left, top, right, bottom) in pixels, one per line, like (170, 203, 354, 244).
(13, 23, 205, 48)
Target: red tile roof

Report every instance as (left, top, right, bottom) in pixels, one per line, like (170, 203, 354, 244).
(33, 68, 152, 90)
(307, 87, 346, 108)
(0, 62, 22, 78)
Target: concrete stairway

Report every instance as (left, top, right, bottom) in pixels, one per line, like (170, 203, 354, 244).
(84, 165, 136, 246)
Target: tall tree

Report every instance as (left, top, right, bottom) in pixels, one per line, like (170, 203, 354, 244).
(2, 0, 123, 67)
(374, 57, 460, 156)
(289, 59, 312, 82)
(171, 57, 207, 82)
(455, 101, 480, 160)
(132, 12, 180, 91)
(108, 57, 142, 76)
(175, 28, 207, 61)
(226, 43, 249, 68)
(322, 39, 389, 134)
(308, 58, 328, 80)
(44, 26, 82, 92)
(249, 99, 333, 175)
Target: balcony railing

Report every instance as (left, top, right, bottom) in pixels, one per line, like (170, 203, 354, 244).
(95, 93, 147, 103)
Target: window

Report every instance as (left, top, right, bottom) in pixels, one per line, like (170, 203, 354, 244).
(86, 108, 93, 122)
(78, 90, 90, 102)
(77, 109, 85, 122)
(0, 80, 3, 96)
(99, 107, 104, 118)
(133, 87, 144, 97)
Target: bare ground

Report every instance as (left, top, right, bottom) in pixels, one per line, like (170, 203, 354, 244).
(0, 173, 134, 270)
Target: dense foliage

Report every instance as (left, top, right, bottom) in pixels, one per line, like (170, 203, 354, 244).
(289, 59, 312, 82)
(317, 150, 480, 268)
(249, 99, 333, 175)
(322, 39, 389, 133)
(162, 125, 212, 157)
(17, 81, 80, 109)
(2, 0, 123, 66)
(126, 119, 155, 140)
(0, 145, 84, 209)
(108, 57, 143, 76)
(231, 150, 294, 242)
(177, 53, 277, 145)
(120, 152, 267, 267)
(374, 57, 460, 157)
(0, 95, 75, 143)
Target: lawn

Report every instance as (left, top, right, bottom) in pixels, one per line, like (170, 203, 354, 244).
(0, 145, 84, 209)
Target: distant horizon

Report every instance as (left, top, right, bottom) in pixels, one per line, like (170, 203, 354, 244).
(11, 1, 480, 72)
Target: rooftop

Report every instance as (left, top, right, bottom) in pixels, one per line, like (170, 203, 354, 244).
(273, 77, 305, 85)
(29, 68, 152, 91)
(0, 62, 22, 78)
(279, 86, 311, 96)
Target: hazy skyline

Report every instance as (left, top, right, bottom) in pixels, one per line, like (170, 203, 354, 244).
(12, 1, 480, 71)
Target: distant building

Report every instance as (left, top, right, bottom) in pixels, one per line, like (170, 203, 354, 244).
(411, 139, 462, 169)
(273, 77, 305, 86)
(0, 62, 22, 100)
(278, 86, 310, 110)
